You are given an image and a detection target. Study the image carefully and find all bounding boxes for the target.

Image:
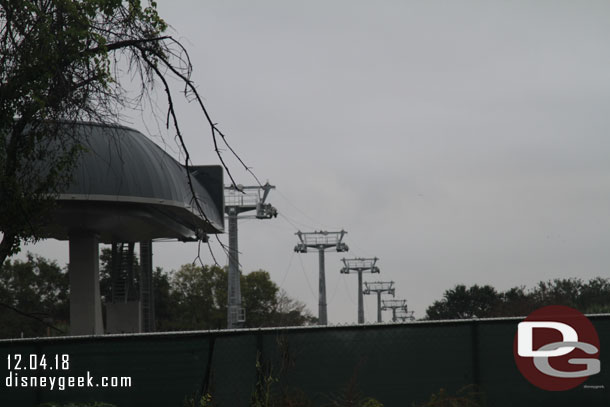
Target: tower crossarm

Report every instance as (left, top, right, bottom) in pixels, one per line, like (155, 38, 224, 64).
(381, 299, 408, 311)
(294, 230, 348, 253)
(396, 308, 415, 322)
(340, 257, 379, 274)
(363, 281, 394, 295)
(225, 182, 278, 218)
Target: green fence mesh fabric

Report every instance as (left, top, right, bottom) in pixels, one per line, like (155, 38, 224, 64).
(1, 317, 609, 406)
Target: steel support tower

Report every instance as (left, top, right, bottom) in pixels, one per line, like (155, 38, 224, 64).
(139, 241, 155, 332)
(340, 258, 380, 324)
(110, 242, 136, 303)
(108, 241, 155, 333)
(294, 230, 348, 325)
(382, 299, 408, 322)
(363, 281, 395, 323)
(225, 182, 277, 329)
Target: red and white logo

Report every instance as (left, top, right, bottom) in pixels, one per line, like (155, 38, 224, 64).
(513, 305, 600, 391)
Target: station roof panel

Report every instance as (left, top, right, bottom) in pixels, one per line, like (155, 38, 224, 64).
(44, 122, 224, 242)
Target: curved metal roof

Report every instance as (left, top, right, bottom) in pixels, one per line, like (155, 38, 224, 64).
(44, 122, 224, 242)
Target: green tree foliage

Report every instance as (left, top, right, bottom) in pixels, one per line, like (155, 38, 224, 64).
(243, 270, 317, 328)
(425, 285, 501, 320)
(0, 254, 68, 338)
(166, 263, 226, 330)
(166, 264, 316, 330)
(413, 385, 483, 407)
(99, 247, 140, 303)
(0, 1, 241, 269)
(0, 252, 315, 338)
(0, 0, 172, 267)
(425, 278, 610, 320)
(151, 266, 173, 329)
(273, 289, 318, 327)
(99, 249, 226, 330)
(98, 248, 316, 330)
(243, 270, 284, 327)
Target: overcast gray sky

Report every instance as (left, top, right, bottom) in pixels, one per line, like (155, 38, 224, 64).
(22, 1, 610, 323)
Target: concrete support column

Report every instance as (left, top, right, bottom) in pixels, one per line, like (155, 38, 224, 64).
(69, 232, 103, 335)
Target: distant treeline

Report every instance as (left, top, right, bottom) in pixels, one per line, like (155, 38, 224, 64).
(2, 252, 608, 339)
(0, 251, 315, 339)
(425, 278, 610, 320)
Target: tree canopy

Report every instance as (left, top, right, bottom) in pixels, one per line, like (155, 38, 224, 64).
(162, 264, 316, 330)
(0, 254, 68, 338)
(425, 278, 610, 320)
(1, 0, 165, 264)
(0, 0, 247, 268)
(0, 252, 315, 338)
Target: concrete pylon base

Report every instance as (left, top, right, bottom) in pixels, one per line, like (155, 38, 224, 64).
(69, 232, 103, 335)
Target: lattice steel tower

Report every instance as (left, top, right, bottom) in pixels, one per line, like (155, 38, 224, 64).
(340, 258, 380, 324)
(382, 299, 408, 322)
(225, 182, 277, 329)
(108, 241, 155, 332)
(363, 281, 395, 323)
(294, 230, 348, 325)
